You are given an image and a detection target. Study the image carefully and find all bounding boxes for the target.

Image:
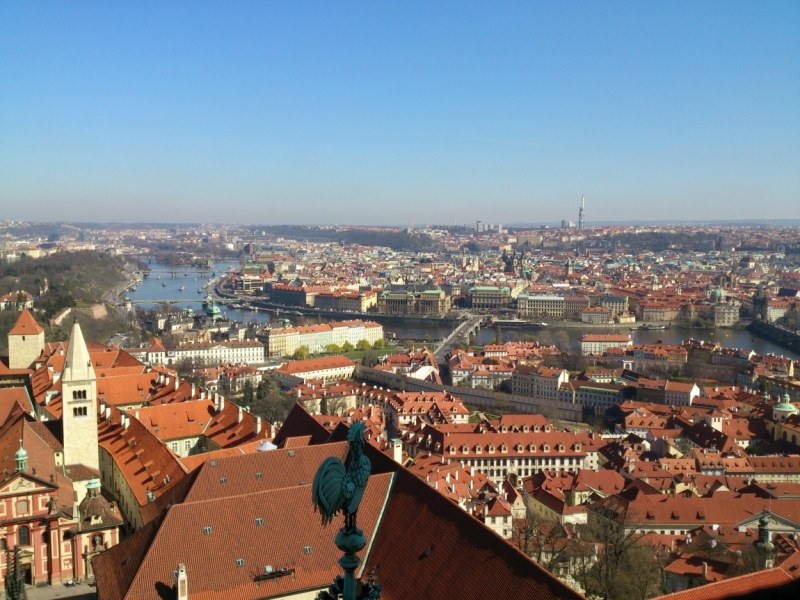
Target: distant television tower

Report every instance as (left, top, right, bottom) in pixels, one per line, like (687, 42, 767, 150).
(578, 194, 585, 230)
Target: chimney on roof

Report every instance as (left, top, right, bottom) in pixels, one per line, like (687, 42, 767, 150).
(237, 405, 243, 424)
(297, 389, 302, 398)
(702, 562, 708, 580)
(134, 409, 140, 421)
(219, 396, 225, 411)
(177, 564, 188, 600)
(191, 383, 195, 397)
(175, 376, 179, 391)
(123, 414, 130, 430)
(470, 466, 474, 477)
(391, 438, 402, 464)
(105, 406, 111, 420)
(254, 416, 262, 436)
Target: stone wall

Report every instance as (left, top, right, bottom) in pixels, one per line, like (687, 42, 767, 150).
(354, 365, 583, 422)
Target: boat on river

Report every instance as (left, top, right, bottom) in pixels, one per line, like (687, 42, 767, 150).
(179, 286, 185, 291)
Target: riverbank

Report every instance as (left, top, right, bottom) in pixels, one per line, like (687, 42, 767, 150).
(747, 320, 800, 354)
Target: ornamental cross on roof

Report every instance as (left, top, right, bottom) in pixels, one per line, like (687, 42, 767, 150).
(312, 422, 381, 600)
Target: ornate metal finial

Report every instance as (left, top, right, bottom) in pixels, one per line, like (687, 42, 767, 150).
(312, 422, 380, 600)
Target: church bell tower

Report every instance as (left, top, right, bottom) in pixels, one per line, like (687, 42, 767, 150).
(61, 319, 99, 471)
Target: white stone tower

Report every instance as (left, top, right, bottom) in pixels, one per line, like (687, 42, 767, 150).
(61, 319, 99, 470)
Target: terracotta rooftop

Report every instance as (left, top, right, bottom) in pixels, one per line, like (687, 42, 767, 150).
(8, 309, 44, 336)
(654, 567, 793, 600)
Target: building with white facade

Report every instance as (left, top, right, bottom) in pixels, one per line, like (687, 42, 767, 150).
(580, 334, 633, 356)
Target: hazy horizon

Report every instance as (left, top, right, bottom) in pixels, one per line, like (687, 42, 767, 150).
(2, 2, 798, 224)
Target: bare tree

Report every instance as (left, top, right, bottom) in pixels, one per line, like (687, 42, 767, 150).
(578, 502, 662, 600)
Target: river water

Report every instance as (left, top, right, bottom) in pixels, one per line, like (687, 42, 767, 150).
(128, 262, 799, 360)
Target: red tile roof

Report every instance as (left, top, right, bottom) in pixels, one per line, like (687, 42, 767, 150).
(8, 309, 44, 335)
(183, 442, 349, 503)
(276, 355, 355, 375)
(655, 567, 792, 600)
(94, 473, 394, 600)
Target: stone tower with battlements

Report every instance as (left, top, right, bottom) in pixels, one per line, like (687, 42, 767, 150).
(61, 320, 99, 471)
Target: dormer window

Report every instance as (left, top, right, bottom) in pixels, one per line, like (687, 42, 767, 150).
(543, 444, 550, 453)
(449, 445, 456, 454)
(516, 444, 524, 453)
(462, 445, 469, 454)
(558, 444, 565, 452)
(500, 444, 508, 453)
(522, 425, 529, 433)
(534, 426, 540, 432)
(575, 443, 582, 452)
(488, 444, 495, 454)
(475, 445, 482, 454)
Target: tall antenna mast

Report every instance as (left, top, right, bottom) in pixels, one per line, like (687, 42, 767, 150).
(578, 193, 586, 230)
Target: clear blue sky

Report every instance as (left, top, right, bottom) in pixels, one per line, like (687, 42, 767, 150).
(1, 2, 798, 225)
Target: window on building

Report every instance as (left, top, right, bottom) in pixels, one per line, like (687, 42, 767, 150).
(171, 442, 178, 452)
(18, 526, 30, 547)
(17, 500, 28, 514)
(0, 539, 6, 551)
(73, 406, 88, 417)
(184, 440, 192, 451)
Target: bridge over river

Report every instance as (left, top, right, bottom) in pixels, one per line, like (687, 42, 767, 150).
(432, 315, 488, 362)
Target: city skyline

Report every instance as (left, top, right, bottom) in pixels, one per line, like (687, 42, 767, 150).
(1, 2, 799, 224)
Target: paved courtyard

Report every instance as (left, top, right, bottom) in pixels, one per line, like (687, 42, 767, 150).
(13, 583, 95, 600)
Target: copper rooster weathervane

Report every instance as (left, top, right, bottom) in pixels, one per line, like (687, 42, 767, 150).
(312, 422, 381, 600)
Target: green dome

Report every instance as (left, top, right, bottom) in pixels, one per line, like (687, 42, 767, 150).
(774, 401, 798, 415)
(15, 446, 27, 462)
(710, 287, 726, 299)
(206, 300, 222, 319)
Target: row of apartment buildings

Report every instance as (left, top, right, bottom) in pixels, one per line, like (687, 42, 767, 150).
(259, 319, 383, 357)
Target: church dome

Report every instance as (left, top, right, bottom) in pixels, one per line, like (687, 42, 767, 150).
(710, 287, 726, 300)
(773, 396, 798, 416)
(15, 446, 27, 463)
